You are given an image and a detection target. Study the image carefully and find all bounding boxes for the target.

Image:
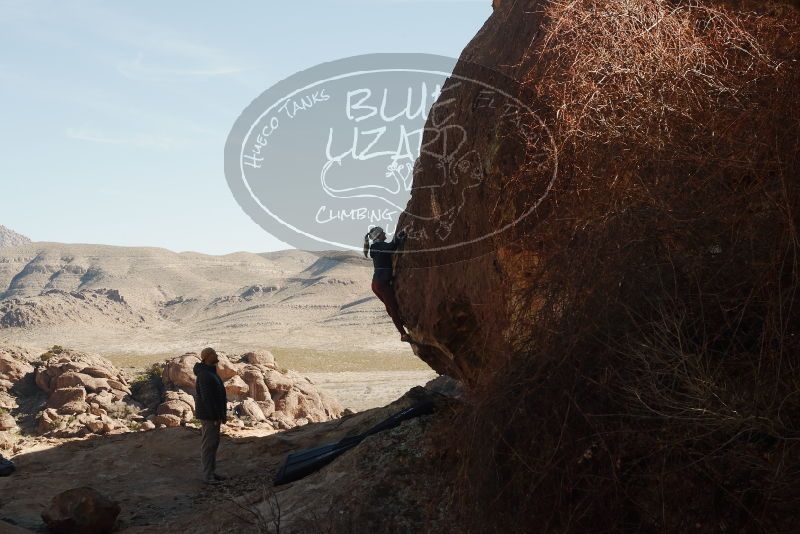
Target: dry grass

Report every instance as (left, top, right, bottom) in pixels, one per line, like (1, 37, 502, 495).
(444, 0, 800, 531)
(107, 348, 429, 373)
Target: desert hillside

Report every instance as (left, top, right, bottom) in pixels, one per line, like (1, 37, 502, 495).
(0, 242, 408, 356)
(0, 226, 30, 249)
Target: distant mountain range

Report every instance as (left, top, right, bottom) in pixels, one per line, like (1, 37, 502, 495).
(0, 240, 402, 356)
(0, 225, 31, 248)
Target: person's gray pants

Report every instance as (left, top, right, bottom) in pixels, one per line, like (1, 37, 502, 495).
(200, 420, 221, 481)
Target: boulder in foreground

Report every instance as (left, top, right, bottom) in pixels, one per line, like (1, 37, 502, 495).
(41, 486, 120, 534)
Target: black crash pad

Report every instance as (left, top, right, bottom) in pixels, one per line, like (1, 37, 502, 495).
(274, 400, 435, 486)
(0, 455, 15, 477)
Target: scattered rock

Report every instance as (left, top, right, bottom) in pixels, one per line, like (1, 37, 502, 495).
(36, 408, 59, 433)
(41, 486, 121, 534)
(257, 399, 276, 418)
(152, 414, 181, 428)
(0, 411, 16, 431)
(238, 398, 266, 422)
(156, 399, 192, 422)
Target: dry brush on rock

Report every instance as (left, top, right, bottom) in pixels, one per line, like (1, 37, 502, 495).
(395, 0, 800, 532)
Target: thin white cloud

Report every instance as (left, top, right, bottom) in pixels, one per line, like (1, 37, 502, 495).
(117, 52, 245, 82)
(65, 127, 189, 151)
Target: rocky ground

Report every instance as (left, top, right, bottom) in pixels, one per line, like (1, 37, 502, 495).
(0, 382, 454, 533)
(0, 341, 446, 533)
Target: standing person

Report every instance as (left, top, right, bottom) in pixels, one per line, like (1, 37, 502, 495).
(194, 347, 228, 485)
(363, 227, 411, 342)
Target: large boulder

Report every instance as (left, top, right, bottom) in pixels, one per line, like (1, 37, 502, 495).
(274, 385, 342, 423)
(242, 351, 276, 369)
(164, 389, 195, 411)
(47, 387, 86, 410)
(224, 375, 249, 400)
(80, 366, 116, 380)
(240, 366, 269, 402)
(41, 486, 120, 534)
(390, 1, 800, 531)
(152, 414, 181, 428)
(264, 370, 293, 393)
(216, 354, 239, 381)
(55, 372, 111, 393)
(161, 353, 200, 390)
(0, 350, 33, 383)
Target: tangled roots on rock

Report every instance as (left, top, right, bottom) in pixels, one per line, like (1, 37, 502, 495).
(443, 1, 800, 531)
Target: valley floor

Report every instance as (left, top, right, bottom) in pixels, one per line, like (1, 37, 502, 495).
(0, 389, 446, 533)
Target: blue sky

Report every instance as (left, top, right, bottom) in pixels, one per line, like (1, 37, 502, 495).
(0, 0, 491, 254)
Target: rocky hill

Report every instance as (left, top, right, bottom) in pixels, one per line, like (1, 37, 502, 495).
(0, 243, 402, 355)
(0, 225, 30, 248)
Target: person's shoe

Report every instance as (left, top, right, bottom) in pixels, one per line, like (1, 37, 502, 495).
(213, 474, 227, 481)
(203, 478, 221, 486)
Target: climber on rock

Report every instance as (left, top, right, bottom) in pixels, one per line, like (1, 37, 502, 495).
(364, 226, 412, 343)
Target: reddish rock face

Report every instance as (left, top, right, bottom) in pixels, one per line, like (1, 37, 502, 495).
(395, 2, 549, 383)
(395, 0, 800, 388)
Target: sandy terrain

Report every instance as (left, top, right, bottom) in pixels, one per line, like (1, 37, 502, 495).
(0, 392, 437, 533)
(306, 370, 438, 411)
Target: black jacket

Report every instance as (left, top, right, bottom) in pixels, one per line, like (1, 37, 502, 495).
(194, 363, 227, 421)
(370, 233, 405, 282)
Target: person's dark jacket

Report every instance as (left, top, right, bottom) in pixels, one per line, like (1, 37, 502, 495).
(370, 232, 406, 282)
(194, 362, 227, 421)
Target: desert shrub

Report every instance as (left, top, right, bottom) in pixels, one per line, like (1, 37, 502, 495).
(131, 362, 163, 385)
(40, 345, 65, 361)
(445, 1, 800, 532)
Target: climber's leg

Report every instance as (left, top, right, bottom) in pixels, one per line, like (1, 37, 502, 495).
(371, 280, 409, 338)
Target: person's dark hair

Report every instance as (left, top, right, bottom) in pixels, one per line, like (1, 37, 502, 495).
(363, 233, 370, 258)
